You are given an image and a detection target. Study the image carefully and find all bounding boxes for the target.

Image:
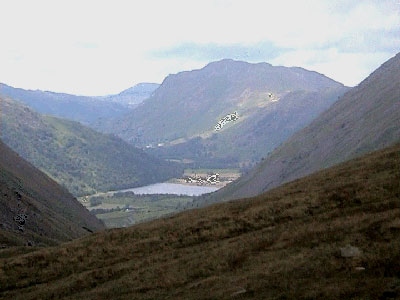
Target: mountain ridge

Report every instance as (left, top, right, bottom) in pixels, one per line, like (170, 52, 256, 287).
(101, 59, 348, 168)
(0, 82, 158, 125)
(0, 96, 183, 196)
(198, 52, 400, 204)
(96, 82, 159, 107)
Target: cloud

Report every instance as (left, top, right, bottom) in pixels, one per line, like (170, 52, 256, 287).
(151, 41, 291, 62)
(270, 49, 394, 86)
(0, 0, 399, 95)
(325, 29, 400, 53)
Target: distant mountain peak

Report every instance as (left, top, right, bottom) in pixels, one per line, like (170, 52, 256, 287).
(204, 51, 400, 203)
(204, 59, 274, 71)
(119, 82, 160, 96)
(103, 56, 348, 165)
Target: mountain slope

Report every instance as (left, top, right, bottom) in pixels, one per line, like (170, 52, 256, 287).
(1, 144, 398, 299)
(0, 83, 128, 125)
(201, 52, 400, 204)
(0, 140, 104, 248)
(0, 96, 183, 196)
(98, 83, 159, 107)
(105, 59, 346, 144)
(103, 59, 347, 168)
(147, 86, 347, 168)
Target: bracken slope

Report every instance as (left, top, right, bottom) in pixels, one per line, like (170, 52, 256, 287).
(0, 144, 399, 299)
(0, 140, 105, 248)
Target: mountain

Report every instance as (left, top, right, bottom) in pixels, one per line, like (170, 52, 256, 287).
(0, 140, 104, 248)
(101, 59, 348, 168)
(0, 83, 128, 125)
(98, 83, 159, 107)
(147, 87, 348, 168)
(1, 144, 398, 298)
(0, 96, 183, 196)
(199, 52, 400, 204)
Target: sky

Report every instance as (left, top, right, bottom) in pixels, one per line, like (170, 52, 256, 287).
(1, 0, 399, 96)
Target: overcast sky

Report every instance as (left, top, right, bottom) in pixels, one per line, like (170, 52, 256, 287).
(1, 0, 399, 95)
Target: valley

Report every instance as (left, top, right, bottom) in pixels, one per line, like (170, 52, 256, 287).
(80, 192, 194, 228)
(199, 52, 400, 205)
(1, 144, 398, 299)
(0, 6, 399, 296)
(169, 168, 241, 187)
(0, 96, 183, 196)
(77, 167, 239, 228)
(101, 59, 348, 169)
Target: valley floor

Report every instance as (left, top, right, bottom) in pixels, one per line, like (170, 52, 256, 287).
(84, 193, 193, 228)
(77, 168, 240, 228)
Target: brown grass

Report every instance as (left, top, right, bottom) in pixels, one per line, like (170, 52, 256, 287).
(0, 145, 399, 299)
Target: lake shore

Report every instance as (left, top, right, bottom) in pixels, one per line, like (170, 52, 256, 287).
(79, 182, 221, 204)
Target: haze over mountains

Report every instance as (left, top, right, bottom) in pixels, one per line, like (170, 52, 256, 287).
(1, 50, 399, 299)
(0, 82, 158, 126)
(0, 60, 349, 171)
(0, 96, 182, 196)
(0, 140, 104, 248)
(100, 59, 348, 168)
(96, 82, 159, 107)
(198, 52, 400, 205)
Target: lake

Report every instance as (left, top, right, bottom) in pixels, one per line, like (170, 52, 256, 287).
(115, 182, 220, 196)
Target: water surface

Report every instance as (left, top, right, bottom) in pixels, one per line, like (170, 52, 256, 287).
(116, 182, 220, 196)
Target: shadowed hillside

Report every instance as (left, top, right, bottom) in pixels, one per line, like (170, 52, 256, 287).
(0, 141, 104, 248)
(200, 52, 400, 204)
(0, 145, 398, 299)
(0, 96, 183, 196)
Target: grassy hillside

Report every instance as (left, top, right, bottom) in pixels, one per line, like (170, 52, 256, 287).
(202, 52, 400, 203)
(0, 145, 398, 299)
(148, 86, 347, 168)
(103, 60, 347, 155)
(0, 97, 183, 196)
(0, 141, 104, 248)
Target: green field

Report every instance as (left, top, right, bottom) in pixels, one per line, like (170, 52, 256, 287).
(183, 168, 240, 175)
(87, 192, 193, 228)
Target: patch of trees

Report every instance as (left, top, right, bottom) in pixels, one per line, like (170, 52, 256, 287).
(90, 196, 104, 207)
(90, 204, 131, 215)
(112, 192, 189, 200)
(90, 207, 124, 214)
